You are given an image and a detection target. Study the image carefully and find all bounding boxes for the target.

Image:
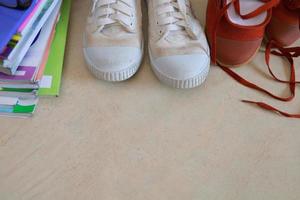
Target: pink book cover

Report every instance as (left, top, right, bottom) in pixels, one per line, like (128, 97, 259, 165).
(35, 21, 56, 81)
(18, 0, 44, 33)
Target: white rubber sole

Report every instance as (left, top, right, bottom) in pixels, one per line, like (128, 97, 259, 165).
(83, 47, 143, 82)
(149, 50, 210, 89)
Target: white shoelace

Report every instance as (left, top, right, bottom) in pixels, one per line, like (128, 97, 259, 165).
(91, 0, 135, 33)
(155, 0, 198, 39)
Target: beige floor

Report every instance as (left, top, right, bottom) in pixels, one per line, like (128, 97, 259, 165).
(1, 0, 300, 199)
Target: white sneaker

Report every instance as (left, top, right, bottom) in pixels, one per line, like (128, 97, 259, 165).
(83, 0, 143, 81)
(148, 0, 210, 89)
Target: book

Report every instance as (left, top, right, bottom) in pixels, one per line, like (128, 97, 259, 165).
(0, 87, 37, 98)
(0, 96, 38, 117)
(0, 0, 46, 61)
(0, 0, 61, 75)
(39, 0, 71, 96)
(0, 1, 62, 117)
(0, 0, 71, 117)
(0, 0, 37, 51)
(0, 2, 61, 87)
(18, 0, 44, 33)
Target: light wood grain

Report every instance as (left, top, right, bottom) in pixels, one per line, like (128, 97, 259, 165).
(1, 0, 300, 199)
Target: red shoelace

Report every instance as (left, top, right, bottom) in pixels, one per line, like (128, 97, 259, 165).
(211, 0, 300, 118)
(220, 41, 300, 118)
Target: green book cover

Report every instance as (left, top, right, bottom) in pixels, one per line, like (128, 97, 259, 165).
(0, 97, 38, 116)
(38, 0, 72, 96)
(13, 104, 36, 114)
(1, 88, 35, 93)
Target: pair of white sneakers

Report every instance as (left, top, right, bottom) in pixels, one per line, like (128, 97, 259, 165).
(83, 0, 210, 89)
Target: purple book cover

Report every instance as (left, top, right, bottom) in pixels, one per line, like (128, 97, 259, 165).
(0, 46, 13, 59)
(0, 66, 35, 81)
(0, 0, 37, 51)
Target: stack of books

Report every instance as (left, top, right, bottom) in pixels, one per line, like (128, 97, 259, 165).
(0, 0, 71, 117)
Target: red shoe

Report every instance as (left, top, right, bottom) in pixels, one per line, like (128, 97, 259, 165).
(206, 0, 279, 67)
(266, 0, 300, 46)
(206, 0, 300, 118)
(249, 0, 300, 118)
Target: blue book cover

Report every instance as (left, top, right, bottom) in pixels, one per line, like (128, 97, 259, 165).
(0, 0, 37, 51)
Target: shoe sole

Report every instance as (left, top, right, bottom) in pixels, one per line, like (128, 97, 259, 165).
(83, 47, 143, 82)
(149, 50, 210, 89)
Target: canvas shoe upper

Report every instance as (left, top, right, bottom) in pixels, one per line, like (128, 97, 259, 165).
(205, 0, 300, 118)
(266, 0, 300, 46)
(147, 0, 210, 89)
(206, 0, 279, 67)
(83, 0, 143, 81)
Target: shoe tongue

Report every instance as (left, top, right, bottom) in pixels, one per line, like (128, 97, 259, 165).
(165, 27, 195, 43)
(166, 32, 190, 43)
(101, 24, 127, 37)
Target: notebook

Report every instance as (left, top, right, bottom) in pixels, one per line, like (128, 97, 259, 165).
(0, 96, 38, 117)
(0, 0, 46, 61)
(0, 87, 36, 98)
(18, 0, 44, 33)
(0, 0, 37, 51)
(0, 0, 60, 75)
(39, 0, 71, 96)
(0, 1, 61, 86)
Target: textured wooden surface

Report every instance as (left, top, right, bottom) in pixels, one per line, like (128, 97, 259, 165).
(1, 0, 300, 199)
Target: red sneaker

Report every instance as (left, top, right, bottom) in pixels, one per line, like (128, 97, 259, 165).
(266, 0, 300, 46)
(206, 0, 279, 67)
(206, 0, 300, 118)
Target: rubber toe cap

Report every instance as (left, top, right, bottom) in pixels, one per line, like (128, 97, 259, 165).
(152, 53, 210, 80)
(84, 46, 142, 72)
